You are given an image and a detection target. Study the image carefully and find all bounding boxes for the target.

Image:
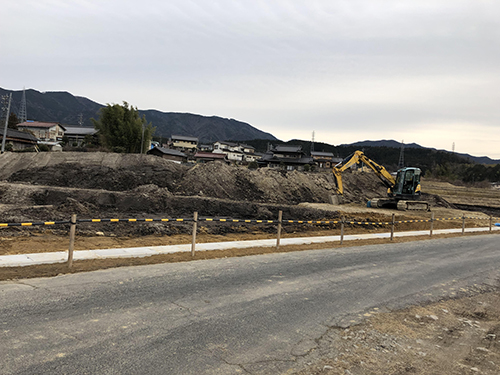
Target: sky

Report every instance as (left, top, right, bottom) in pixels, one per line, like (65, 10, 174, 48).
(2, 0, 500, 158)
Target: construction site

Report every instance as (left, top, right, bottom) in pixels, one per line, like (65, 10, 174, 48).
(1, 152, 500, 375)
(1, 151, 499, 268)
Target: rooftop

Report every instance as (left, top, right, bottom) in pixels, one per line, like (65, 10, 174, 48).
(63, 126, 98, 136)
(17, 121, 66, 130)
(149, 147, 187, 157)
(171, 135, 199, 142)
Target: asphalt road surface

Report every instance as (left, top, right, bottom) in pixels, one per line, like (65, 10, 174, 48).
(2, 235, 500, 374)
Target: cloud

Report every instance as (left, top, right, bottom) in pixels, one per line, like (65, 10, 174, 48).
(2, 0, 499, 158)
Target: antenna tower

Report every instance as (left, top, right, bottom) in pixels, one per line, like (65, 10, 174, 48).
(78, 113, 84, 126)
(18, 87, 27, 123)
(1, 93, 13, 153)
(452, 142, 455, 154)
(311, 131, 315, 153)
(398, 140, 405, 169)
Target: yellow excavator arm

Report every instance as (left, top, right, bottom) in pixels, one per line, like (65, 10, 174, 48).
(332, 151, 395, 195)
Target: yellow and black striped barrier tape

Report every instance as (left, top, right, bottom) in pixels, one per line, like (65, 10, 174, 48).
(1, 216, 499, 228)
(0, 220, 70, 227)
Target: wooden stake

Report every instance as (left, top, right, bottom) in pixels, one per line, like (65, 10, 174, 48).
(340, 216, 345, 245)
(462, 214, 465, 235)
(276, 210, 282, 249)
(430, 212, 434, 237)
(490, 216, 492, 232)
(390, 213, 395, 241)
(68, 214, 77, 268)
(191, 212, 198, 257)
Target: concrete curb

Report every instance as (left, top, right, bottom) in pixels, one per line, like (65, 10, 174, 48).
(1, 226, 499, 268)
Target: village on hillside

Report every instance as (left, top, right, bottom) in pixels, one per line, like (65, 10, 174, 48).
(1, 120, 344, 172)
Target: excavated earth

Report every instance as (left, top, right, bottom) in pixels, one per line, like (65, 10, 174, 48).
(2, 152, 500, 375)
(0, 152, 398, 236)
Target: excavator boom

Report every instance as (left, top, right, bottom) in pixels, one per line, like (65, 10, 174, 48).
(333, 151, 395, 195)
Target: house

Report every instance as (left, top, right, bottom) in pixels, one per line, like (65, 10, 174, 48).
(213, 141, 257, 163)
(194, 151, 228, 164)
(63, 126, 98, 147)
(213, 141, 239, 152)
(0, 129, 38, 150)
(17, 121, 66, 142)
(311, 151, 343, 169)
(169, 135, 199, 152)
(147, 146, 187, 163)
(239, 143, 255, 154)
(258, 145, 315, 171)
(244, 152, 263, 163)
(198, 144, 213, 152)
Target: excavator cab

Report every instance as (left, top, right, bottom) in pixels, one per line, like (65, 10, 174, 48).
(391, 167, 422, 200)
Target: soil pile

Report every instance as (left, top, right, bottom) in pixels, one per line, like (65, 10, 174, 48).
(0, 152, 446, 236)
(3, 152, 389, 207)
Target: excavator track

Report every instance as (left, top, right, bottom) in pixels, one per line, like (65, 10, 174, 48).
(397, 200, 429, 211)
(369, 198, 429, 211)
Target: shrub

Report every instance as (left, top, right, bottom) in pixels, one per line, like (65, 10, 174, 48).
(248, 161, 259, 170)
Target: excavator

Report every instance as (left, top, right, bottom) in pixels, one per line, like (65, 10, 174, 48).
(332, 150, 429, 211)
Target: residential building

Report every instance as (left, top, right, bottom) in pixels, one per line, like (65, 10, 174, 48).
(258, 145, 315, 171)
(194, 151, 228, 164)
(147, 146, 187, 164)
(213, 141, 257, 163)
(17, 121, 66, 142)
(311, 151, 343, 169)
(0, 129, 38, 150)
(63, 126, 98, 147)
(198, 144, 213, 152)
(169, 135, 199, 152)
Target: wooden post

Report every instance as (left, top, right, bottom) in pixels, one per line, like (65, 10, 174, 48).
(390, 214, 395, 241)
(490, 216, 492, 232)
(340, 216, 345, 245)
(462, 214, 465, 235)
(276, 210, 282, 249)
(430, 212, 434, 237)
(67, 214, 77, 268)
(191, 211, 198, 257)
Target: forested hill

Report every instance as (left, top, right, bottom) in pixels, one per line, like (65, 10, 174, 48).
(0, 88, 277, 142)
(243, 139, 500, 182)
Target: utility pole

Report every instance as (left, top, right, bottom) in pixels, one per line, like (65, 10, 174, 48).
(141, 121, 145, 154)
(1, 94, 12, 153)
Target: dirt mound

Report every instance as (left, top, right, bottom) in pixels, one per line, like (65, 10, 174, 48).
(175, 163, 338, 204)
(7, 157, 186, 192)
(4, 153, 389, 206)
(340, 172, 388, 204)
(0, 152, 411, 239)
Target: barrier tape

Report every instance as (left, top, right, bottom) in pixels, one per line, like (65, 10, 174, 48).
(1, 216, 499, 228)
(0, 220, 70, 227)
(77, 218, 192, 223)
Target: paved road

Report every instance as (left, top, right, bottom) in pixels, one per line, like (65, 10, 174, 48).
(1, 235, 500, 374)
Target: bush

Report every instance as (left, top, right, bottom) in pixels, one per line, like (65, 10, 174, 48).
(112, 146, 126, 153)
(38, 144, 50, 152)
(248, 161, 259, 170)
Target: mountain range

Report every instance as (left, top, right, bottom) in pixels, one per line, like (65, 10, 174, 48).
(346, 140, 500, 165)
(0, 88, 277, 143)
(1, 87, 498, 165)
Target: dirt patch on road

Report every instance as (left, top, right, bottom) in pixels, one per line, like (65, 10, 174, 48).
(292, 287, 500, 375)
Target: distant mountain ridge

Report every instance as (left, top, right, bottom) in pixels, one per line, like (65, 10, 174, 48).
(345, 139, 500, 165)
(0, 88, 277, 143)
(1, 87, 497, 164)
